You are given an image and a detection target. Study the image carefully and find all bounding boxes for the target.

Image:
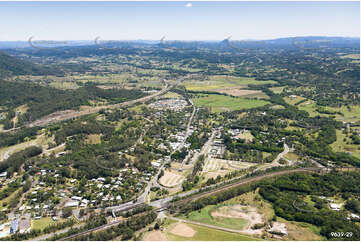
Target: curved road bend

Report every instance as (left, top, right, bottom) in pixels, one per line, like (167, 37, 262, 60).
(253, 143, 289, 172)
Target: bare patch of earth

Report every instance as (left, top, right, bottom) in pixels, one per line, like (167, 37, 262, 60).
(170, 223, 196, 237)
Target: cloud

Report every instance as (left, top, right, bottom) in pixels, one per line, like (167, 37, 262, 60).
(185, 3, 192, 8)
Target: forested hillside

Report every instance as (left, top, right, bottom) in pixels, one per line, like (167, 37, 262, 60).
(0, 51, 63, 77)
(0, 80, 145, 127)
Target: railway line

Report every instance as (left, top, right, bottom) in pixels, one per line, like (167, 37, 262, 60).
(63, 166, 359, 240)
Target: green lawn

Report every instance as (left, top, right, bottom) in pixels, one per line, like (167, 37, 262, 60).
(31, 217, 55, 230)
(179, 205, 248, 230)
(166, 222, 262, 241)
(192, 94, 269, 113)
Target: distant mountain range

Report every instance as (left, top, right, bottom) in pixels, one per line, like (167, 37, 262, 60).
(0, 36, 358, 77)
(0, 36, 359, 49)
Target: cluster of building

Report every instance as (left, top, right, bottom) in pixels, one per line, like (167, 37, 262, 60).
(168, 130, 191, 150)
(209, 139, 225, 158)
(151, 156, 170, 168)
(149, 99, 187, 111)
(317, 196, 360, 220)
(0, 172, 7, 181)
(0, 214, 31, 238)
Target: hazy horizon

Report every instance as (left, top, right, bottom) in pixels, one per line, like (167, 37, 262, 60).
(0, 1, 359, 41)
(0, 35, 360, 42)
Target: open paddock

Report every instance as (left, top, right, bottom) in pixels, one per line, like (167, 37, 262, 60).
(214, 88, 262, 97)
(192, 94, 269, 113)
(184, 75, 277, 92)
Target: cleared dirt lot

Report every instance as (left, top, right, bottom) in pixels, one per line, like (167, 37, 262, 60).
(159, 170, 185, 187)
(170, 223, 196, 237)
(202, 158, 256, 180)
(202, 158, 231, 179)
(212, 205, 264, 235)
(235, 130, 254, 142)
(143, 230, 167, 241)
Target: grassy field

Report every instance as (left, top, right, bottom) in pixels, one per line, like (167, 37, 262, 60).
(184, 75, 277, 91)
(129, 104, 147, 113)
(162, 92, 181, 99)
(192, 94, 269, 113)
(284, 96, 306, 105)
(284, 152, 299, 161)
(298, 102, 323, 117)
(179, 205, 248, 230)
(269, 86, 286, 94)
(85, 134, 101, 144)
(298, 102, 360, 122)
(166, 222, 262, 241)
(0, 133, 50, 161)
(31, 217, 55, 230)
(326, 105, 360, 122)
(0, 187, 22, 211)
(330, 130, 360, 158)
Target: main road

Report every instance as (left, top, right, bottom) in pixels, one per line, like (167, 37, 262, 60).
(24, 75, 191, 128)
(138, 92, 197, 202)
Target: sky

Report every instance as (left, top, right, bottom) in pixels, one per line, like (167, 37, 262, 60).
(0, 1, 359, 41)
